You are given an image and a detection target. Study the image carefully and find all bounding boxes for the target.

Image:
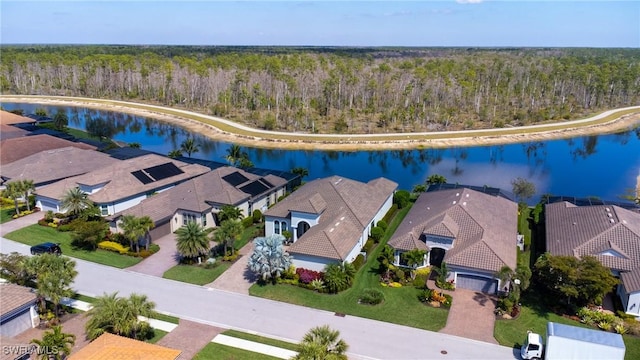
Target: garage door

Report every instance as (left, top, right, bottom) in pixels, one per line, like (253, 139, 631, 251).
(456, 274, 497, 294)
(149, 220, 171, 241)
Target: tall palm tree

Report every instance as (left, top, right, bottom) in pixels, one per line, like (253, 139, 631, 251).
(176, 221, 210, 262)
(225, 144, 243, 166)
(31, 325, 75, 360)
(23, 254, 77, 319)
(291, 167, 309, 179)
(120, 215, 155, 253)
(217, 204, 244, 223)
(2, 181, 23, 215)
(180, 138, 200, 158)
(294, 325, 349, 360)
(20, 179, 35, 211)
(60, 187, 93, 217)
(167, 149, 183, 158)
(215, 219, 243, 256)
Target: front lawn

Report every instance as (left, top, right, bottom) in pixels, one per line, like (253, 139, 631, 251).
(494, 292, 640, 360)
(194, 343, 280, 360)
(162, 262, 231, 285)
(223, 330, 299, 352)
(5, 224, 142, 268)
(146, 329, 168, 344)
(249, 204, 449, 332)
(234, 224, 261, 251)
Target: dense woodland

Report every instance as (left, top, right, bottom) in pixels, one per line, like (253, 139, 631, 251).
(1, 45, 639, 133)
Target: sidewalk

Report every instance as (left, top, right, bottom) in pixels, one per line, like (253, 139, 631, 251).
(213, 334, 298, 359)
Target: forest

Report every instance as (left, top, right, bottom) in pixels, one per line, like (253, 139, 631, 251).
(1, 45, 639, 134)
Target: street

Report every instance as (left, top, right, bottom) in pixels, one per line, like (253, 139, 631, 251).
(1, 237, 518, 359)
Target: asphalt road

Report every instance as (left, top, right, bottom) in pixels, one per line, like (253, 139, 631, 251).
(1, 237, 519, 359)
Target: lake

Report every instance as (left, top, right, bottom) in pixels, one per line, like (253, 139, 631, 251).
(3, 102, 640, 202)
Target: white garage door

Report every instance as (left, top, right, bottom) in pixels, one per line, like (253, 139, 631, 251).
(456, 274, 497, 294)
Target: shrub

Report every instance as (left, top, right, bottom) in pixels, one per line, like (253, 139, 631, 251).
(359, 288, 385, 305)
(370, 227, 384, 243)
(388, 282, 402, 288)
(310, 279, 325, 292)
(363, 239, 375, 254)
(614, 323, 628, 335)
(47, 222, 58, 228)
(352, 254, 365, 270)
(323, 263, 354, 294)
(394, 268, 405, 282)
(381, 204, 398, 224)
(241, 216, 254, 228)
(281, 265, 297, 280)
(413, 275, 428, 288)
(148, 244, 160, 254)
(296, 268, 324, 284)
(497, 297, 514, 314)
(111, 232, 129, 246)
(56, 224, 72, 232)
(393, 190, 411, 209)
(223, 253, 239, 262)
(97, 241, 129, 254)
(418, 289, 432, 303)
(38, 219, 49, 227)
(252, 209, 262, 223)
(376, 220, 388, 231)
(44, 210, 54, 221)
(138, 250, 153, 258)
(54, 212, 66, 219)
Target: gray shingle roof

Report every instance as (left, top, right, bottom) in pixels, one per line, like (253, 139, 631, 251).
(1, 146, 116, 185)
(112, 166, 287, 223)
(0, 283, 37, 317)
(37, 154, 210, 204)
(388, 188, 518, 273)
(268, 176, 397, 261)
(545, 201, 640, 291)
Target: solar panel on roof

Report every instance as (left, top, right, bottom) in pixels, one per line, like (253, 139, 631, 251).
(240, 180, 270, 196)
(222, 172, 250, 186)
(145, 163, 184, 181)
(259, 178, 274, 188)
(131, 170, 154, 185)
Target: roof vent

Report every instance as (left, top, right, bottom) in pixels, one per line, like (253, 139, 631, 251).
(452, 201, 457, 205)
(455, 193, 460, 196)
(572, 222, 577, 225)
(466, 194, 470, 198)
(607, 213, 612, 218)
(329, 228, 334, 232)
(623, 220, 627, 224)
(609, 219, 615, 223)
(606, 208, 611, 212)
(334, 178, 343, 185)
(462, 202, 467, 206)
(340, 216, 345, 221)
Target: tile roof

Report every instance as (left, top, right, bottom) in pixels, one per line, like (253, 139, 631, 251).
(545, 201, 640, 291)
(0, 124, 29, 140)
(388, 188, 518, 273)
(1, 146, 117, 186)
(268, 176, 397, 261)
(68, 333, 181, 360)
(111, 166, 287, 223)
(0, 283, 37, 317)
(0, 134, 97, 165)
(36, 154, 210, 204)
(0, 111, 36, 125)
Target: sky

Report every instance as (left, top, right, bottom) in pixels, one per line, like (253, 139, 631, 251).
(1, 1, 639, 47)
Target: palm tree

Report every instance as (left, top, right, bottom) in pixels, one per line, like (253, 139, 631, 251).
(294, 325, 348, 360)
(20, 179, 35, 211)
(31, 325, 75, 360)
(217, 205, 244, 223)
(214, 219, 243, 256)
(125, 293, 156, 339)
(176, 221, 210, 262)
(2, 181, 23, 215)
(225, 144, 243, 166)
(120, 215, 155, 253)
(180, 138, 200, 158)
(401, 249, 426, 279)
(426, 174, 447, 185)
(53, 110, 68, 131)
(23, 254, 77, 319)
(85, 292, 156, 341)
(247, 234, 291, 282)
(167, 149, 183, 158)
(291, 167, 309, 179)
(60, 187, 93, 217)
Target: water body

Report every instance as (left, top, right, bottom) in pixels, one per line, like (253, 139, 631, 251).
(4, 102, 640, 202)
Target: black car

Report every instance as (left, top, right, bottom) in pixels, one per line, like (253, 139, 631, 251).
(30, 242, 62, 255)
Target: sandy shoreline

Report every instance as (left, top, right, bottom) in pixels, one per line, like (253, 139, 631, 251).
(2, 95, 640, 151)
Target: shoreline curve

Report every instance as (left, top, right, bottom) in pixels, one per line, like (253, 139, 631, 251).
(2, 95, 639, 151)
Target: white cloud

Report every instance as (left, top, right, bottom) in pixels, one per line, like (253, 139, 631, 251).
(456, 0, 483, 4)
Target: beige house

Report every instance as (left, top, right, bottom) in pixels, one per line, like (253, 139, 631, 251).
(109, 166, 287, 240)
(546, 201, 640, 317)
(264, 176, 397, 272)
(0, 283, 39, 337)
(388, 187, 518, 294)
(68, 333, 181, 360)
(35, 154, 209, 216)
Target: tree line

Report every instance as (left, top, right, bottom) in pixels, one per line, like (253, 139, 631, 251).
(2, 45, 639, 133)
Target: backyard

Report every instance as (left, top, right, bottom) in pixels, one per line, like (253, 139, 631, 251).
(249, 204, 450, 331)
(5, 224, 143, 268)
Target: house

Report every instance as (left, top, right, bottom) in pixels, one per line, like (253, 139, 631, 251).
(68, 333, 181, 360)
(0, 283, 39, 337)
(35, 154, 210, 216)
(545, 200, 640, 317)
(388, 187, 518, 294)
(0, 110, 36, 125)
(109, 166, 288, 240)
(0, 134, 97, 166)
(264, 176, 397, 271)
(0, 124, 30, 140)
(1, 146, 116, 187)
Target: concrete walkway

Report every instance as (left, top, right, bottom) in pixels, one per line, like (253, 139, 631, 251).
(206, 241, 256, 294)
(213, 334, 298, 359)
(128, 233, 180, 277)
(440, 288, 499, 344)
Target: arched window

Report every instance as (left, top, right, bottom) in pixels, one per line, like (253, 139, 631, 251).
(274, 220, 280, 234)
(281, 221, 287, 232)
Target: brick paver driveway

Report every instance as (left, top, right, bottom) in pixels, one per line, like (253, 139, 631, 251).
(206, 241, 256, 294)
(13, 313, 91, 356)
(440, 288, 499, 344)
(128, 233, 181, 277)
(157, 319, 224, 359)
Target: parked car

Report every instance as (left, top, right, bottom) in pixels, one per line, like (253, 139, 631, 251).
(30, 242, 62, 255)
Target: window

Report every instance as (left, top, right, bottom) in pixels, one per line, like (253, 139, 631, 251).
(202, 214, 207, 226)
(100, 205, 108, 216)
(274, 220, 280, 234)
(281, 221, 287, 232)
(183, 213, 196, 225)
(266, 195, 271, 207)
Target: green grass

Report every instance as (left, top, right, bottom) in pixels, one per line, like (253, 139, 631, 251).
(194, 343, 281, 360)
(518, 207, 532, 268)
(162, 262, 231, 285)
(146, 329, 168, 344)
(249, 204, 449, 332)
(234, 224, 261, 251)
(494, 292, 640, 360)
(4, 224, 142, 268)
(71, 294, 97, 303)
(152, 312, 181, 325)
(223, 330, 299, 352)
(0, 207, 16, 224)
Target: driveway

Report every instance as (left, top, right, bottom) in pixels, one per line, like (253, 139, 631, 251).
(128, 233, 180, 277)
(440, 288, 499, 344)
(206, 241, 256, 294)
(0, 211, 42, 237)
(156, 319, 224, 359)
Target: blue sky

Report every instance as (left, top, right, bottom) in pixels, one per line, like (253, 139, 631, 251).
(1, 1, 638, 47)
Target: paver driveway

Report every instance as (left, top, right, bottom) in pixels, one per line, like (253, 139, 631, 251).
(128, 233, 180, 277)
(440, 288, 499, 344)
(206, 241, 256, 294)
